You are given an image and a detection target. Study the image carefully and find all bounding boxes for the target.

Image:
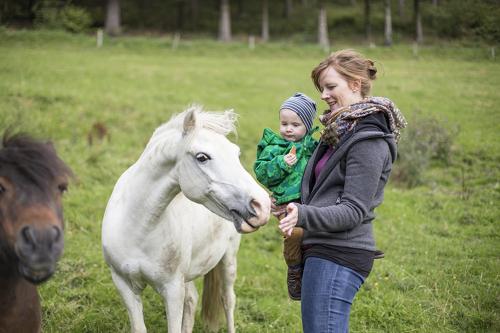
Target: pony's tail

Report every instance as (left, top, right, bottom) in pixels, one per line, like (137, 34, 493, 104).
(201, 262, 225, 332)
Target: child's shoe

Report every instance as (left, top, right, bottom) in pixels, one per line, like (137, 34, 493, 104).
(287, 264, 303, 301)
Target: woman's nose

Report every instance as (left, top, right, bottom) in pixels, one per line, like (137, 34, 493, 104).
(321, 90, 329, 100)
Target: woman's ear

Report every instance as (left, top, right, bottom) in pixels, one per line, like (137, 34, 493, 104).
(349, 79, 362, 93)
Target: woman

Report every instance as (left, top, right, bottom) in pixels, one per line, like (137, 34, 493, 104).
(278, 49, 407, 332)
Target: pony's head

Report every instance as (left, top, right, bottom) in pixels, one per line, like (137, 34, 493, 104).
(0, 133, 72, 283)
(173, 106, 270, 233)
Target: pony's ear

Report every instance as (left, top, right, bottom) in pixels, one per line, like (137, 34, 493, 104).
(183, 108, 197, 136)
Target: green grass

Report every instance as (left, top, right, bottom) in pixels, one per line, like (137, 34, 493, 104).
(0, 29, 499, 332)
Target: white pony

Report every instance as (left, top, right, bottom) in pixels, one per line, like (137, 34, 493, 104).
(101, 106, 271, 333)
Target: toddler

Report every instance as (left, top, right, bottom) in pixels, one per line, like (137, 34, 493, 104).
(254, 92, 318, 300)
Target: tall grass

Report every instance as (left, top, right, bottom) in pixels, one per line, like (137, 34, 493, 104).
(0, 30, 498, 332)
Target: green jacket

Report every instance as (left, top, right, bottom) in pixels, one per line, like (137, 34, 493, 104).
(253, 127, 318, 205)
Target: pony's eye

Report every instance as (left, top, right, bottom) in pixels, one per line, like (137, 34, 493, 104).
(0, 184, 5, 195)
(195, 153, 211, 163)
(58, 183, 68, 194)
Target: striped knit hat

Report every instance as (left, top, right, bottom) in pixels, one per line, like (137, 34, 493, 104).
(280, 92, 317, 131)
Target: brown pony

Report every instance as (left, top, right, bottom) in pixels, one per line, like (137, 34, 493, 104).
(0, 133, 72, 333)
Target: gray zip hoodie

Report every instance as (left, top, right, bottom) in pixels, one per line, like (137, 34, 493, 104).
(296, 114, 397, 251)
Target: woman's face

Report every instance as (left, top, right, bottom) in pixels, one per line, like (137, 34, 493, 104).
(279, 109, 307, 142)
(318, 66, 362, 112)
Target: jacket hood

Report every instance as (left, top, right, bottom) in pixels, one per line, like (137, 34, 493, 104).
(353, 112, 397, 162)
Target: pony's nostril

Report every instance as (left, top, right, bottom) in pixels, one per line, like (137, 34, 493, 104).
(52, 226, 61, 242)
(248, 199, 259, 218)
(21, 226, 36, 248)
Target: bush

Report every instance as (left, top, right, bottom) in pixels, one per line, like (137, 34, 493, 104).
(34, 1, 61, 30)
(60, 5, 92, 33)
(34, 1, 92, 33)
(392, 111, 457, 188)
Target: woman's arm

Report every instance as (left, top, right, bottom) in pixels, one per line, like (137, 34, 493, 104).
(280, 138, 390, 234)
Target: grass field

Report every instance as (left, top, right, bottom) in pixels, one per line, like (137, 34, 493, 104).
(0, 29, 499, 332)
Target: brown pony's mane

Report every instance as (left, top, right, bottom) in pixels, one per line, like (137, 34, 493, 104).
(0, 133, 73, 193)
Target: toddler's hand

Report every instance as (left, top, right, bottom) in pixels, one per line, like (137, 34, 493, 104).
(284, 154, 297, 166)
(270, 196, 287, 217)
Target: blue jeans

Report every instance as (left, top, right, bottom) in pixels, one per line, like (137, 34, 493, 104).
(301, 257, 365, 333)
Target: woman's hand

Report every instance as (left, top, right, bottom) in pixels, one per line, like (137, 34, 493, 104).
(283, 153, 297, 166)
(279, 203, 298, 237)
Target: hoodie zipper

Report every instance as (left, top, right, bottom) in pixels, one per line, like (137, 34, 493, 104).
(336, 191, 343, 204)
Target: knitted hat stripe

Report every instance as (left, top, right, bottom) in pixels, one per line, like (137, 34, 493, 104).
(280, 92, 317, 131)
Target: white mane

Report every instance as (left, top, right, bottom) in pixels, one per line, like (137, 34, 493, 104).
(160, 105, 237, 137)
(141, 105, 238, 160)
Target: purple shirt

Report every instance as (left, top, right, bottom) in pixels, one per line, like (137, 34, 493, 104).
(314, 146, 335, 181)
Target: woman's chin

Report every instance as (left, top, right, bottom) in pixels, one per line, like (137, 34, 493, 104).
(330, 103, 341, 112)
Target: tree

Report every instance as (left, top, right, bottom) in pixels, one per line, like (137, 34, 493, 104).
(414, 0, 423, 43)
(261, 0, 269, 42)
(105, 0, 121, 36)
(218, 0, 231, 42)
(399, 0, 405, 20)
(384, 0, 392, 46)
(318, 0, 329, 50)
(364, 0, 371, 43)
(284, 0, 293, 18)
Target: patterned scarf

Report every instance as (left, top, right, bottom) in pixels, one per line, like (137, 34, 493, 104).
(319, 96, 407, 146)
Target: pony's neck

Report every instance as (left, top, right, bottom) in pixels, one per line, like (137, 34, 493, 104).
(121, 129, 183, 228)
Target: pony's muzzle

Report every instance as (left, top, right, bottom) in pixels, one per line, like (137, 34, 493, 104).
(16, 224, 64, 284)
(244, 198, 270, 230)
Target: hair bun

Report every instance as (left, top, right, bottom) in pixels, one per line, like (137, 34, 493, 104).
(367, 59, 377, 80)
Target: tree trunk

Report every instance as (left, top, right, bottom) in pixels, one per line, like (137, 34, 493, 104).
(432, 0, 438, 6)
(399, 0, 405, 20)
(284, 0, 293, 18)
(384, 0, 392, 46)
(414, 0, 423, 43)
(318, 1, 329, 50)
(351, 0, 357, 5)
(364, 0, 371, 43)
(262, 0, 269, 42)
(105, 0, 121, 36)
(218, 0, 231, 42)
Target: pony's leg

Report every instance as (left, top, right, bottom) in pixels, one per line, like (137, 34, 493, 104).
(111, 271, 147, 333)
(181, 281, 198, 333)
(220, 247, 238, 333)
(159, 277, 185, 333)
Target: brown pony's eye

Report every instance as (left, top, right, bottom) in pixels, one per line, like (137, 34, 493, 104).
(58, 183, 68, 194)
(0, 183, 5, 195)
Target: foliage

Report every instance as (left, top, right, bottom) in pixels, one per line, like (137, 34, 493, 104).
(0, 30, 498, 332)
(34, 1, 92, 33)
(60, 5, 92, 33)
(427, 0, 500, 43)
(2, 0, 499, 43)
(393, 111, 457, 188)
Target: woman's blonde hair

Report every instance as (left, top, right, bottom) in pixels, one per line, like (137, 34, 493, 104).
(311, 49, 377, 98)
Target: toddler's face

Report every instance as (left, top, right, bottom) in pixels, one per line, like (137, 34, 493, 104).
(279, 109, 307, 142)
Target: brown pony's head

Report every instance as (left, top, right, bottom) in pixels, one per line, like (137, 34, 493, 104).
(0, 133, 72, 284)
